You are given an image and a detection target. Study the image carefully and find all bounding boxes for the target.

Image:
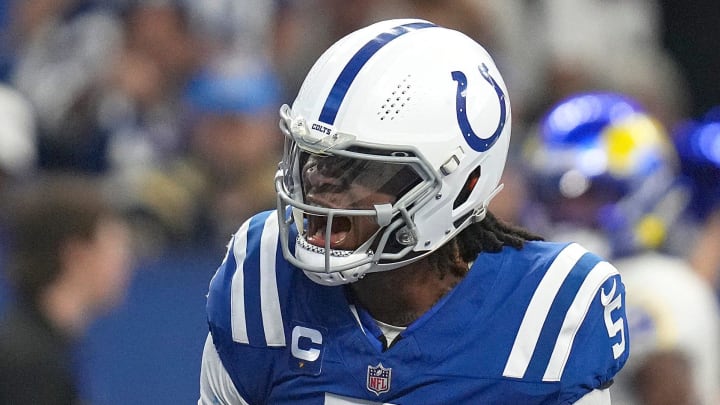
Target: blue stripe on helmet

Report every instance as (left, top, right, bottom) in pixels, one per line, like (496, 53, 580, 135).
(318, 21, 436, 125)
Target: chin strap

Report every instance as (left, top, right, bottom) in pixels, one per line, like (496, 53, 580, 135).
(471, 183, 504, 223)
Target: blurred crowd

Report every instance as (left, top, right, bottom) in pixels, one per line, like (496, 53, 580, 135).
(0, 0, 715, 252)
(0, 0, 718, 404)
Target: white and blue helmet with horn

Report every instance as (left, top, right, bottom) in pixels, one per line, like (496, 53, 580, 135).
(525, 92, 686, 258)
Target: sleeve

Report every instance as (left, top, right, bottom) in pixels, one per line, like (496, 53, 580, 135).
(559, 266, 630, 404)
(199, 333, 249, 405)
(203, 211, 290, 403)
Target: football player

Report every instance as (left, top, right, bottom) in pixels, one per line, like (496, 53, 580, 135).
(199, 19, 629, 404)
(673, 108, 720, 287)
(524, 92, 720, 405)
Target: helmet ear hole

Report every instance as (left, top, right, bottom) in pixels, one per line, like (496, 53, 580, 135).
(453, 166, 481, 209)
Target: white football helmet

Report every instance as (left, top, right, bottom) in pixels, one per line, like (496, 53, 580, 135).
(275, 19, 511, 285)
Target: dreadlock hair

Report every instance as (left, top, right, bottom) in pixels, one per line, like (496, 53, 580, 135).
(427, 211, 544, 279)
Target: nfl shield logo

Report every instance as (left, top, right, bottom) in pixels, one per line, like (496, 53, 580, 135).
(366, 363, 392, 395)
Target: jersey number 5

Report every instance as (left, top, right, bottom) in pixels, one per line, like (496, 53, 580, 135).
(601, 278, 626, 359)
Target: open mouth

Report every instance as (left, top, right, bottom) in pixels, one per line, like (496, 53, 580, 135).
(305, 214, 352, 249)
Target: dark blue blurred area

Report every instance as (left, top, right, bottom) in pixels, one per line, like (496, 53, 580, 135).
(2, 249, 221, 404)
(82, 249, 219, 404)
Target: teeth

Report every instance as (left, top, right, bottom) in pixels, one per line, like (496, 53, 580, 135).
(297, 236, 353, 257)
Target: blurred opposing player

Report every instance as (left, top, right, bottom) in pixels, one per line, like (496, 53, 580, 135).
(673, 108, 720, 288)
(200, 20, 629, 404)
(525, 92, 720, 405)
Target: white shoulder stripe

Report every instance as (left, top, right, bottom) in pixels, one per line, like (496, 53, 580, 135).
(543, 261, 619, 381)
(503, 243, 588, 378)
(231, 221, 251, 344)
(199, 334, 249, 404)
(260, 213, 285, 346)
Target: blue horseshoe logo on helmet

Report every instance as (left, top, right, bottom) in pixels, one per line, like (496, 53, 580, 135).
(451, 63, 507, 152)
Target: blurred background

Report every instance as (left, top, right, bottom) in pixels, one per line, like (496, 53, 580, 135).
(0, 0, 717, 404)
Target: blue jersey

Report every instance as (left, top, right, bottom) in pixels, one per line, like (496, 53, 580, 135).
(206, 211, 629, 404)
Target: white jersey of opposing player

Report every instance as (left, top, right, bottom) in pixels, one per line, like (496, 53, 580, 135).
(611, 252, 720, 405)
